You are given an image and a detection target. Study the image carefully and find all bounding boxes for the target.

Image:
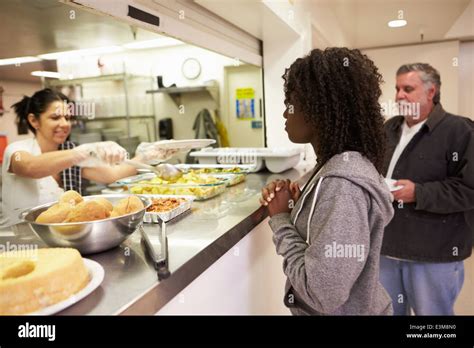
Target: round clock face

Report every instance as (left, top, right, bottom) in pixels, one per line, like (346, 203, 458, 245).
(182, 58, 201, 80)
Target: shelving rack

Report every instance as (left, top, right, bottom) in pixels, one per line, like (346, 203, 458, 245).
(44, 73, 156, 139)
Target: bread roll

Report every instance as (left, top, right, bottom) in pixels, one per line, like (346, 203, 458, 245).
(93, 197, 113, 212)
(59, 190, 83, 206)
(112, 196, 144, 217)
(65, 200, 110, 222)
(35, 203, 71, 223)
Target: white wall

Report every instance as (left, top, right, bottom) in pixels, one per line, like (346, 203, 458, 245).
(362, 41, 461, 117)
(459, 41, 474, 119)
(57, 44, 257, 153)
(0, 80, 42, 144)
(157, 217, 290, 315)
(262, 0, 316, 164)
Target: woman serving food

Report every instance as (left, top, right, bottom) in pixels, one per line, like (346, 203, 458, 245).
(1, 88, 177, 227)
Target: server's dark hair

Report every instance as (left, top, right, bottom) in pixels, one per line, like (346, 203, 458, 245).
(11, 88, 69, 134)
(282, 47, 386, 173)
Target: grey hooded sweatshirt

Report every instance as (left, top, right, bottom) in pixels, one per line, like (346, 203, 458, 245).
(269, 151, 394, 315)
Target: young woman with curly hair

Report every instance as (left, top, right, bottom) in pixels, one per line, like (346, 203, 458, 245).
(260, 48, 394, 315)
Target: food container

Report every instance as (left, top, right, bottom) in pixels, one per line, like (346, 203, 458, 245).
(189, 147, 302, 173)
(19, 194, 151, 255)
(174, 164, 255, 174)
(141, 195, 194, 222)
(128, 182, 226, 200)
(209, 173, 246, 186)
(174, 164, 251, 187)
(117, 173, 228, 201)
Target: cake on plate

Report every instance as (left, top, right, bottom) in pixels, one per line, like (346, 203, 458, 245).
(0, 248, 89, 315)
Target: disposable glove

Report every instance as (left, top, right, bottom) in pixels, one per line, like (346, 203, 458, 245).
(134, 141, 181, 164)
(73, 141, 128, 167)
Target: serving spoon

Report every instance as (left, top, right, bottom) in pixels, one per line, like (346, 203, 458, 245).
(124, 160, 183, 181)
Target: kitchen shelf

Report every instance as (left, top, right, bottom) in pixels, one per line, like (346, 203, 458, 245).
(46, 73, 152, 87)
(76, 115, 155, 121)
(146, 85, 219, 107)
(43, 72, 155, 139)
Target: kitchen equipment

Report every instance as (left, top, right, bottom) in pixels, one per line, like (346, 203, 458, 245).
(118, 136, 141, 157)
(155, 163, 183, 181)
(19, 194, 151, 254)
(141, 223, 169, 280)
(125, 160, 183, 181)
(189, 147, 302, 173)
(77, 132, 102, 144)
(85, 122, 105, 133)
(101, 128, 124, 142)
(159, 118, 173, 140)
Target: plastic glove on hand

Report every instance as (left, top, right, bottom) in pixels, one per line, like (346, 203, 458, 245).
(74, 141, 128, 167)
(134, 141, 179, 164)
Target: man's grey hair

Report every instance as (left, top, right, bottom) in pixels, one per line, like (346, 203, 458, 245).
(396, 63, 441, 104)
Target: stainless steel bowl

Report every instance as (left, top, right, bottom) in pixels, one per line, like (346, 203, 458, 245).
(19, 194, 151, 255)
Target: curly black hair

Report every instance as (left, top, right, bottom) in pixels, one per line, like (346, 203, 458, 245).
(283, 47, 386, 173)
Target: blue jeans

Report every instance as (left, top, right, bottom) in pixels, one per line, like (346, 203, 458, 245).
(380, 256, 465, 315)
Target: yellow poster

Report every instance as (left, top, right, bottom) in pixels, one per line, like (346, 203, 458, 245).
(236, 88, 255, 120)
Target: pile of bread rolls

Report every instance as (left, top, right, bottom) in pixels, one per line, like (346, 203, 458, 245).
(35, 191, 144, 224)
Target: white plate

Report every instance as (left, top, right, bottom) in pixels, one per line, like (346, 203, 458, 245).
(384, 178, 404, 192)
(30, 258, 104, 315)
(157, 139, 216, 150)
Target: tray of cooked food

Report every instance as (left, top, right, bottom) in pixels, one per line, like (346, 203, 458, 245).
(174, 164, 251, 186)
(174, 164, 254, 174)
(117, 172, 228, 200)
(141, 195, 194, 222)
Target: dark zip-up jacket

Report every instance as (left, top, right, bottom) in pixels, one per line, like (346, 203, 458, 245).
(381, 103, 474, 262)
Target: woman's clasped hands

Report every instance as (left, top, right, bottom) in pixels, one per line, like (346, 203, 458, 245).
(260, 179, 301, 217)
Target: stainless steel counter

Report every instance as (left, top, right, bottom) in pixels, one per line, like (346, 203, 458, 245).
(0, 162, 315, 315)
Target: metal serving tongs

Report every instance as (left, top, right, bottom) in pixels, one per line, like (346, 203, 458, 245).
(140, 220, 170, 280)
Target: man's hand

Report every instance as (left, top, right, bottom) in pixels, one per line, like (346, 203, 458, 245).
(392, 179, 416, 203)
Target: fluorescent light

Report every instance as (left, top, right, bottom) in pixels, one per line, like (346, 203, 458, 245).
(38, 46, 124, 60)
(123, 38, 183, 49)
(0, 56, 42, 66)
(31, 71, 61, 79)
(388, 19, 407, 28)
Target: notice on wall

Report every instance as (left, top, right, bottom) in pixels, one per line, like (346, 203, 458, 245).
(235, 88, 255, 120)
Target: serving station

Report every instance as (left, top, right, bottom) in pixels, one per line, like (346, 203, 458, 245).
(1, 160, 314, 315)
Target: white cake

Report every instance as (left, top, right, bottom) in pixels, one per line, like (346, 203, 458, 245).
(0, 248, 89, 315)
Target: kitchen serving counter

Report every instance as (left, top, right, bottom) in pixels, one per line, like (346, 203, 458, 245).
(0, 161, 315, 315)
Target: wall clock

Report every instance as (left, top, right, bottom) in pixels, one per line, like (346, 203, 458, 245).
(181, 58, 201, 80)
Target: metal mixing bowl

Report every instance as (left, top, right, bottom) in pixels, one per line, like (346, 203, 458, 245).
(19, 194, 151, 255)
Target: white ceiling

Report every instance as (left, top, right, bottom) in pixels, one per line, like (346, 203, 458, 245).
(196, 0, 472, 48)
(318, 0, 472, 48)
(1, 0, 472, 82)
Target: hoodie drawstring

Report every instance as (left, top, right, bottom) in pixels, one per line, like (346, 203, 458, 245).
(306, 177, 324, 245)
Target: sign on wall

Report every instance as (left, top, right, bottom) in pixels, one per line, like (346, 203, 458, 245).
(235, 88, 255, 120)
